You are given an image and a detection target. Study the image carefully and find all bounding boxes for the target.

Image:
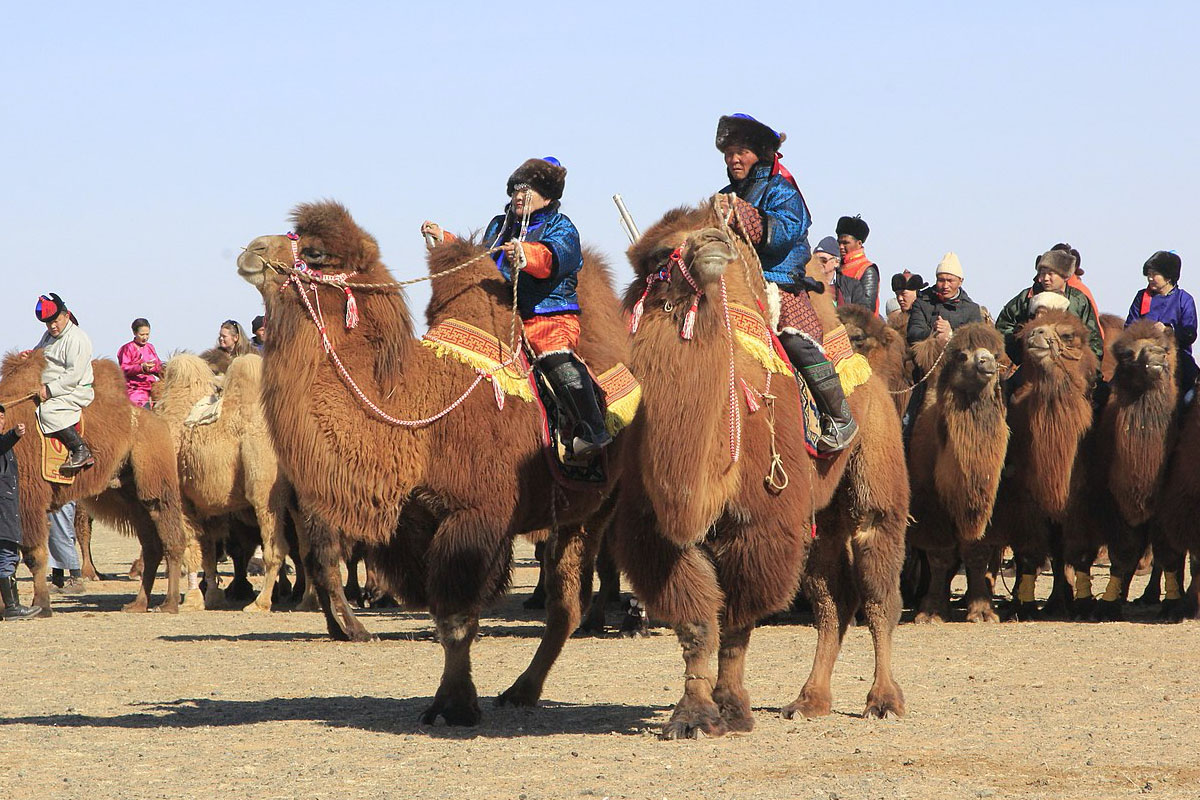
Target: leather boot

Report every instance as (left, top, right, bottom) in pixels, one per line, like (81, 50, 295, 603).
(1, 575, 41, 620)
(53, 426, 94, 474)
(779, 332, 858, 453)
(541, 353, 613, 458)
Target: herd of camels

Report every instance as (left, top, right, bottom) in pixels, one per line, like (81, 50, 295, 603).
(2, 198, 1196, 739)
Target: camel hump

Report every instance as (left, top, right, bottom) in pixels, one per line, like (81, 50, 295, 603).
(223, 354, 264, 405)
(161, 353, 220, 392)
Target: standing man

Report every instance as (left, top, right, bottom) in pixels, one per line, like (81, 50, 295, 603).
(836, 215, 880, 314)
(714, 112, 856, 452)
(0, 404, 40, 620)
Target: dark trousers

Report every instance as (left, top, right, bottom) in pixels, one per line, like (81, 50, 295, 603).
(0, 540, 20, 580)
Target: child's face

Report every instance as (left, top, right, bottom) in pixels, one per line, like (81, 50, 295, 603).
(134, 326, 151, 345)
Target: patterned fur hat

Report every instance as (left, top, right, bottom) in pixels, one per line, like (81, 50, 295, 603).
(1144, 250, 1181, 284)
(715, 114, 786, 161)
(1036, 249, 1077, 279)
(506, 157, 566, 200)
(836, 215, 870, 243)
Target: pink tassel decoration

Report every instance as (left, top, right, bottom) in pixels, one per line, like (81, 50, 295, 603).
(628, 289, 648, 334)
(343, 287, 359, 329)
(680, 297, 698, 340)
(741, 379, 760, 413)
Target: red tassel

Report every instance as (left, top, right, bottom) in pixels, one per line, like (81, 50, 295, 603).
(680, 297, 699, 340)
(629, 289, 648, 334)
(741, 379, 760, 413)
(343, 288, 359, 329)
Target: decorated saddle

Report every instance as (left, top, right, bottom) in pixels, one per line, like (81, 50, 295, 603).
(38, 420, 84, 485)
(422, 319, 640, 484)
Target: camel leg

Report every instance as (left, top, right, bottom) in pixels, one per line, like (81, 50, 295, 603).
(306, 543, 371, 642)
(914, 546, 955, 624)
(851, 515, 906, 718)
(290, 507, 319, 612)
(962, 541, 1000, 623)
(22, 538, 53, 618)
(498, 523, 590, 707)
(421, 612, 482, 726)
(124, 519, 161, 613)
(1043, 524, 1073, 618)
(662, 616, 725, 739)
(75, 511, 107, 581)
(199, 519, 227, 610)
(1096, 524, 1148, 621)
(245, 504, 287, 613)
(580, 531, 619, 634)
(712, 623, 755, 732)
(1151, 542, 1187, 621)
(343, 545, 364, 608)
(785, 531, 853, 719)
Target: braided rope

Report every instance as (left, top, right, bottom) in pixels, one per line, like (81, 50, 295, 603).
(719, 276, 742, 464)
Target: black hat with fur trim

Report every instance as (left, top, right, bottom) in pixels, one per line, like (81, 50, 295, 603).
(506, 157, 566, 201)
(1144, 250, 1182, 284)
(1036, 249, 1077, 279)
(715, 114, 786, 162)
(836, 215, 870, 243)
(890, 272, 927, 293)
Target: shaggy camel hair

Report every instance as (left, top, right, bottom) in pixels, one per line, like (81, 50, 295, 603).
(906, 324, 1009, 623)
(994, 310, 1098, 619)
(1063, 320, 1179, 620)
(838, 304, 909, 418)
(237, 201, 626, 726)
(0, 351, 189, 614)
(153, 352, 299, 612)
(613, 204, 908, 740)
(1157, 370, 1200, 619)
(1099, 313, 1125, 383)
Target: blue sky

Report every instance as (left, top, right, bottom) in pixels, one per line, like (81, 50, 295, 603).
(2, 1, 1195, 357)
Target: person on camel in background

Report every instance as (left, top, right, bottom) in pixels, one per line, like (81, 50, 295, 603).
(0, 404, 39, 620)
(813, 236, 867, 308)
(888, 272, 926, 333)
(1126, 250, 1198, 399)
(117, 317, 162, 408)
(421, 157, 611, 458)
(30, 294, 95, 474)
(996, 248, 1104, 367)
(836, 215, 880, 314)
(713, 112, 856, 453)
(251, 315, 266, 353)
(1051, 243, 1103, 337)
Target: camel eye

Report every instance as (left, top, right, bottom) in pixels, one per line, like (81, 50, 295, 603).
(301, 247, 326, 261)
(1061, 332, 1075, 342)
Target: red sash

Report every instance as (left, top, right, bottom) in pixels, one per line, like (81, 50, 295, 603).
(1068, 276, 1104, 340)
(841, 249, 875, 281)
(771, 153, 799, 190)
(1138, 289, 1152, 316)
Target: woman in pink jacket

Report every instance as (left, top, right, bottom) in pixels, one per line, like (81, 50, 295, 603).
(116, 318, 162, 407)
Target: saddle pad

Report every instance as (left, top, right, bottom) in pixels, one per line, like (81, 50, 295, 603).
(421, 319, 534, 402)
(596, 363, 641, 435)
(39, 420, 84, 485)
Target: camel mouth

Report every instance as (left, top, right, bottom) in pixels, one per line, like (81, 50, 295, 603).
(236, 239, 273, 288)
(684, 228, 737, 287)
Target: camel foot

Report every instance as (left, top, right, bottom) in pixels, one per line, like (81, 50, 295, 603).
(204, 587, 228, 611)
(965, 603, 1000, 624)
(913, 610, 946, 624)
(1157, 599, 1185, 623)
(1004, 601, 1040, 622)
(661, 698, 728, 740)
(522, 589, 546, 610)
(1070, 597, 1097, 621)
(420, 687, 482, 726)
(576, 607, 607, 636)
(496, 676, 541, 708)
(153, 600, 180, 614)
(35, 604, 53, 618)
(122, 599, 148, 613)
(295, 594, 320, 613)
(179, 589, 205, 612)
(1041, 597, 1072, 620)
(712, 687, 755, 733)
(242, 600, 273, 614)
(225, 577, 255, 604)
(863, 684, 906, 719)
(781, 688, 832, 720)
(1093, 599, 1124, 621)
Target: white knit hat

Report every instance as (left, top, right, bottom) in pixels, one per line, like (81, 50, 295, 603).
(1029, 291, 1070, 315)
(936, 252, 963, 279)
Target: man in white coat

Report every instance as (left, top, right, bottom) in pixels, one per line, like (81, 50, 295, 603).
(33, 293, 95, 473)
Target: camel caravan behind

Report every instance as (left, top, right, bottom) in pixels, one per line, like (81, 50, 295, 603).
(151, 351, 305, 612)
(237, 201, 632, 726)
(0, 352, 189, 614)
(614, 201, 908, 739)
(905, 324, 1009, 623)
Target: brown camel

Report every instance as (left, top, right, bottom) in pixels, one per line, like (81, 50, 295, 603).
(0, 352, 188, 614)
(1099, 313, 1125, 383)
(152, 352, 296, 612)
(905, 324, 1008, 623)
(996, 310, 1098, 618)
(613, 204, 908, 739)
(1157, 370, 1200, 619)
(236, 201, 626, 725)
(1063, 320, 1179, 620)
(838, 304, 909, 417)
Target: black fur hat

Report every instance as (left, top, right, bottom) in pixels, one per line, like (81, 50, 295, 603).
(890, 272, 927, 293)
(836, 215, 870, 243)
(715, 114, 785, 161)
(506, 157, 566, 200)
(1144, 250, 1182, 283)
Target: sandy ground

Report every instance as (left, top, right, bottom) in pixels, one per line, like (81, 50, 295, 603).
(2, 525, 1197, 800)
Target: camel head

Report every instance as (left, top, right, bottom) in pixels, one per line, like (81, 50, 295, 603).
(237, 201, 384, 292)
(1110, 319, 1177, 397)
(1019, 310, 1098, 381)
(839, 304, 898, 360)
(938, 323, 1005, 396)
(625, 204, 745, 340)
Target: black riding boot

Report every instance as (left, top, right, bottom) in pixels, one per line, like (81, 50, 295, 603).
(779, 331, 858, 453)
(1, 575, 41, 620)
(540, 353, 612, 458)
(52, 426, 94, 474)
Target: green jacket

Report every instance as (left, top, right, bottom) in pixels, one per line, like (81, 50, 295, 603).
(995, 284, 1104, 365)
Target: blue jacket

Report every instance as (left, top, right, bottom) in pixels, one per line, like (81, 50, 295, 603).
(1126, 285, 1198, 385)
(721, 162, 812, 286)
(484, 202, 583, 316)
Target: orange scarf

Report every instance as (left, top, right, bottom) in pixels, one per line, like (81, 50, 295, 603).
(841, 248, 874, 281)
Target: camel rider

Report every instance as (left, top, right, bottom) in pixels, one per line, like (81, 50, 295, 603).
(996, 249, 1104, 367)
(32, 294, 95, 473)
(714, 113, 857, 453)
(1126, 250, 1198, 398)
(836, 215, 880, 314)
(814, 236, 868, 308)
(421, 157, 611, 458)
